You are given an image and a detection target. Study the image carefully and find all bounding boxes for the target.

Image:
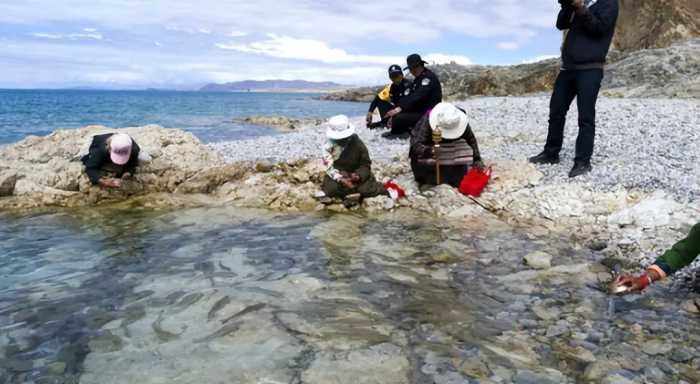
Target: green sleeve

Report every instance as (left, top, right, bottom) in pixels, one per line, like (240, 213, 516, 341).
(654, 222, 700, 275)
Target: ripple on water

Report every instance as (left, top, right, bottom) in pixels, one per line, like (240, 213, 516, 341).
(1, 207, 699, 384)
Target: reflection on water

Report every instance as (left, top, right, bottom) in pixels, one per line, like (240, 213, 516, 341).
(0, 208, 698, 383)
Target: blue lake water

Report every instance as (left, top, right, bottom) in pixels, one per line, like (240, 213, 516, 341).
(0, 90, 366, 144)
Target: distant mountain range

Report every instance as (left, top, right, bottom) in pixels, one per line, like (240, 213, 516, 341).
(199, 80, 345, 92)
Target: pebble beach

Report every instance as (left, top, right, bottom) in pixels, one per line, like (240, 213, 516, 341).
(211, 96, 700, 201)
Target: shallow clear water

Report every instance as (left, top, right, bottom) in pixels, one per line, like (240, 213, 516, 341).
(0, 90, 366, 144)
(0, 208, 698, 383)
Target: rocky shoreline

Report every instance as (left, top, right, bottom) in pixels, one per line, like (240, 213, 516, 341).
(322, 39, 700, 101)
(236, 116, 324, 132)
(1, 96, 699, 283)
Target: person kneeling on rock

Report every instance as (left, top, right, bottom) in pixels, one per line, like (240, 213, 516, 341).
(410, 102, 484, 188)
(612, 222, 700, 294)
(81, 133, 140, 188)
(319, 115, 402, 207)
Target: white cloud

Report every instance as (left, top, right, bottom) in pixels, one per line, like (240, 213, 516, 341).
(216, 34, 402, 64)
(31, 33, 63, 40)
(522, 54, 559, 64)
(3, 0, 565, 88)
(1, 0, 559, 44)
(31, 32, 103, 40)
(423, 54, 473, 66)
(497, 41, 519, 50)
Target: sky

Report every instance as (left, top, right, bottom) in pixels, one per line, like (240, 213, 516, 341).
(0, 0, 563, 89)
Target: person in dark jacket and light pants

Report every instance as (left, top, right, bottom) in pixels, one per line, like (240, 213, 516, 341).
(529, 0, 619, 178)
(81, 133, 140, 188)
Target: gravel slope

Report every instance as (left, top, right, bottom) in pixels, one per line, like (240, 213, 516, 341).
(211, 96, 700, 202)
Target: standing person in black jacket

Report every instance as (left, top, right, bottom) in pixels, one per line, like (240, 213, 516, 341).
(366, 65, 412, 129)
(383, 54, 442, 140)
(81, 133, 140, 188)
(529, 0, 619, 178)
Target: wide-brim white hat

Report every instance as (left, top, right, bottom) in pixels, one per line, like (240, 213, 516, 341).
(325, 115, 356, 140)
(429, 102, 468, 140)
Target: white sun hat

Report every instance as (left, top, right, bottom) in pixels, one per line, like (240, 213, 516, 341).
(429, 102, 469, 140)
(325, 115, 356, 140)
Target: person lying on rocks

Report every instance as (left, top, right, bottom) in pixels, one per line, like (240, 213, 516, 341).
(613, 222, 700, 293)
(319, 115, 403, 207)
(409, 102, 484, 188)
(81, 133, 140, 188)
(366, 64, 412, 130)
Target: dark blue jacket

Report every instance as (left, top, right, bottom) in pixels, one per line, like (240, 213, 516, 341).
(399, 68, 442, 114)
(558, 0, 619, 69)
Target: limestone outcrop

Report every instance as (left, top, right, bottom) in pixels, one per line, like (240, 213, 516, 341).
(238, 116, 323, 132)
(0, 125, 249, 209)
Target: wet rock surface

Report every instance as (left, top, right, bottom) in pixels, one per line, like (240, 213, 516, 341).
(2, 207, 700, 383)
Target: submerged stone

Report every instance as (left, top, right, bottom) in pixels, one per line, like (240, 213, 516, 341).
(523, 251, 552, 270)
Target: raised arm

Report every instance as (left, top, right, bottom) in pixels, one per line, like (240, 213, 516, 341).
(556, 5, 576, 30)
(575, 0, 619, 37)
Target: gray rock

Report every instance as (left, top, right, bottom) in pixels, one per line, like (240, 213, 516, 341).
(0, 171, 16, 196)
(643, 366, 665, 382)
(545, 323, 568, 338)
(512, 369, 560, 384)
(523, 251, 552, 270)
(642, 340, 673, 356)
(302, 343, 410, 384)
(602, 374, 638, 384)
(670, 347, 694, 363)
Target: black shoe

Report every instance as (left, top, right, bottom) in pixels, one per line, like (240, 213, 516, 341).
(368, 121, 386, 130)
(569, 162, 592, 178)
(342, 193, 362, 208)
(528, 152, 560, 165)
(382, 132, 409, 140)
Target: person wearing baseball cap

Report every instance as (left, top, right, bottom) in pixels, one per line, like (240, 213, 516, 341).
(318, 115, 403, 207)
(81, 132, 141, 188)
(366, 64, 412, 130)
(384, 54, 443, 139)
(409, 102, 484, 187)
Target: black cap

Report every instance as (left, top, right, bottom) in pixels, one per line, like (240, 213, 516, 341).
(404, 53, 428, 70)
(388, 64, 403, 77)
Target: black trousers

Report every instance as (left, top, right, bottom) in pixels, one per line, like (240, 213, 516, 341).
(544, 69, 603, 164)
(391, 112, 423, 135)
(369, 100, 395, 128)
(375, 100, 394, 119)
(321, 175, 387, 199)
(411, 160, 468, 188)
